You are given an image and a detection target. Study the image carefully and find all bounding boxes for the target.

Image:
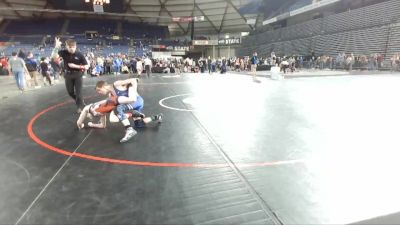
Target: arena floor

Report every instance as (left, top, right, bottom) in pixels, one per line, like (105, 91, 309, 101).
(1, 72, 400, 224)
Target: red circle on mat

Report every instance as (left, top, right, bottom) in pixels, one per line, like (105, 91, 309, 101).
(27, 100, 303, 168)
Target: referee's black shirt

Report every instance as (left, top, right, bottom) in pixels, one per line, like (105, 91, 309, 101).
(58, 50, 88, 73)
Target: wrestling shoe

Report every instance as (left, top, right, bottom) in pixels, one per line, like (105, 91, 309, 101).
(154, 113, 163, 124)
(120, 127, 137, 143)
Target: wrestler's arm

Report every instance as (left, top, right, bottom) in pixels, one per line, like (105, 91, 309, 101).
(116, 87, 137, 104)
(96, 99, 108, 106)
(88, 115, 107, 128)
(77, 105, 91, 129)
(113, 78, 137, 87)
(87, 98, 113, 128)
(114, 79, 138, 104)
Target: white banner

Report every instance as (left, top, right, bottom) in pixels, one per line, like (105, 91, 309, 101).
(152, 51, 172, 59)
(93, 4, 104, 13)
(193, 40, 218, 46)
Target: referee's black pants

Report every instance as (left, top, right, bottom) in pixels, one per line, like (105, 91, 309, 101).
(64, 72, 84, 109)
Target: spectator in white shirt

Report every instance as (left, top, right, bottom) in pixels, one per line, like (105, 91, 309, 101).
(144, 57, 152, 77)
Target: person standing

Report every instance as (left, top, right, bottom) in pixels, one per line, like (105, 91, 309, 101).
(207, 56, 212, 74)
(130, 57, 137, 74)
(113, 55, 123, 75)
(25, 52, 41, 88)
(50, 54, 62, 82)
(40, 57, 52, 86)
(346, 53, 354, 71)
(144, 56, 152, 77)
(250, 52, 259, 81)
(136, 58, 143, 77)
(52, 37, 89, 113)
(8, 52, 28, 92)
(105, 56, 112, 75)
(0, 56, 10, 76)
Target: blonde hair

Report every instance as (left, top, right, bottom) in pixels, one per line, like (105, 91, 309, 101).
(95, 80, 108, 89)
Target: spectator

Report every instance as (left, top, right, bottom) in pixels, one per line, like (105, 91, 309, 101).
(113, 55, 123, 75)
(136, 58, 143, 76)
(17, 48, 26, 60)
(0, 57, 9, 75)
(207, 56, 212, 74)
(144, 56, 152, 77)
(50, 54, 62, 81)
(25, 52, 41, 88)
(8, 52, 28, 92)
(250, 52, 259, 81)
(130, 57, 137, 74)
(346, 53, 354, 71)
(105, 56, 113, 74)
(377, 53, 384, 69)
(391, 54, 399, 71)
(40, 57, 52, 86)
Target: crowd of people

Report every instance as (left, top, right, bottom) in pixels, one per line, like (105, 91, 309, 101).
(85, 53, 153, 77)
(1, 42, 399, 93)
(1, 50, 63, 91)
(241, 52, 386, 73)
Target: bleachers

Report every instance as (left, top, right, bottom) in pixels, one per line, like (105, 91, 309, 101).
(322, 0, 400, 34)
(3, 19, 168, 40)
(13, 36, 43, 45)
(385, 23, 400, 61)
(67, 19, 117, 35)
(122, 22, 167, 39)
(241, 25, 390, 57)
(266, 0, 313, 20)
(4, 20, 64, 35)
(0, 37, 10, 42)
(239, 0, 400, 58)
(2, 44, 47, 57)
(1, 18, 167, 58)
(314, 25, 389, 56)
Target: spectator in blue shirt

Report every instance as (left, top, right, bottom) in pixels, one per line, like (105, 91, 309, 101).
(250, 52, 259, 81)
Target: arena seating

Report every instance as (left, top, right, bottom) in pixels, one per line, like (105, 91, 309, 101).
(67, 19, 117, 35)
(4, 20, 64, 35)
(0, 18, 168, 57)
(385, 23, 400, 62)
(239, 0, 400, 59)
(122, 22, 168, 39)
(265, 0, 313, 20)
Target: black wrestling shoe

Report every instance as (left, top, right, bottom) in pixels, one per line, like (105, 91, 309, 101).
(154, 113, 163, 124)
(132, 110, 145, 119)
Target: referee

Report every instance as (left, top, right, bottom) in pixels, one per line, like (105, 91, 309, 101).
(52, 37, 89, 113)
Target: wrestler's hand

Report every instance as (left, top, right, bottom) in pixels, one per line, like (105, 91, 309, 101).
(88, 122, 106, 129)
